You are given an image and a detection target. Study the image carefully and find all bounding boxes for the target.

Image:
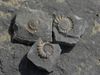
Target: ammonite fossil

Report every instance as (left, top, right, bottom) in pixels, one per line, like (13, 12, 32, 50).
(27, 38, 61, 72)
(12, 9, 52, 42)
(54, 15, 73, 34)
(37, 38, 54, 59)
(53, 14, 88, 44)
(25, 19, 38, 34)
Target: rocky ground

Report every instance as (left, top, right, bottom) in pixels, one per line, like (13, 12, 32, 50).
(0, 0, 100, 75)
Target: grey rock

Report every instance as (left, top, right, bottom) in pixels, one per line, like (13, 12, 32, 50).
(49, 21, 100, 75)
(53, 14, 88, 44)
(27, 38, 61, 72)
(11, 9, 52, 44)
(0, 41, 30, 75)
(1, 0, 100, 75)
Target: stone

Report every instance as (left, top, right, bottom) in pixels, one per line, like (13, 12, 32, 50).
(53, 14, 88, 44)
(10, 9, 52, 44)
(27, 38, 61, 72)
(1, 0, 100, 75)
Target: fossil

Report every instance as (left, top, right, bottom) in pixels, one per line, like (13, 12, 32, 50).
(27, 38, 61, 72)
(25, 19, 38, 34)
(11, 9, 52, 42)
(37, 38, 54, 59)
(54, 15, 73, 34)
(53, 14, 88, 44)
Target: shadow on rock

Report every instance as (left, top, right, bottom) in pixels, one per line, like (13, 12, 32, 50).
(8, 14, 34, 46)
(59, 43, 75, 54)
(19, 55, 49, 75)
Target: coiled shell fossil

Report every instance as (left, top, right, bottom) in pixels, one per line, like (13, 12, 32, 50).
(37, 38, 54, 59)
(27, 38, 61, 72)
(53, 14, 88, 44)
(14, 9, 52, 42)
(25, 19, 38, 34)
(54, 15, 73, 34)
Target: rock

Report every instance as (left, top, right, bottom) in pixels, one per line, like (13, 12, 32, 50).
(0, 41, 30, 75)
(53, 14, 88, 44)
(0, 0, 100, 75)
(27, 38, 61, 72)
(10, 9, 52, 44)
(50, 33, 100, 75)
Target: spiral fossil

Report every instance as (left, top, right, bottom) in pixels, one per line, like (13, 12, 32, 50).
(54, 15, 73, 34)
(37, 38, 54, 59)
(25, 19, 38, 34)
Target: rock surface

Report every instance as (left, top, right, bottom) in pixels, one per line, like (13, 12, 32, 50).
(53, 14, 88, 44)
(11, 9, 52, 43)
(0, 0, 100, 75)
(27, 38, 61, 72)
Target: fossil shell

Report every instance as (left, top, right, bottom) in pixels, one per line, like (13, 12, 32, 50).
(54, 15, 73, 34)
(25, 19, 38, 34)
(15, 9, 52, 42)
(37, 38, 54, 59)
(43, 43, 54, 57)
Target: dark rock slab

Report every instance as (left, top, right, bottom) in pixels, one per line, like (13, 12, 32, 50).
(53, 14, 88, 44)
(27, 38, 61, 72)
(10, 9, 52, 44)
(0, 41, 31, 75)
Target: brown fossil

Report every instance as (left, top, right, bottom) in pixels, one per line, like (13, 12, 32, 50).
(37, 38, 54, 59)
(25, 19, 38, 34)
(54, 15, 73, 34)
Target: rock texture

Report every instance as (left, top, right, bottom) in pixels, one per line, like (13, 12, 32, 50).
(53, 14, 88, 44)
(11, 9, 52, 43)
(0, 0, 100, 75)
(27, 38, 61, 72)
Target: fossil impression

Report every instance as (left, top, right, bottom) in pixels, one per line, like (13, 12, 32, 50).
(53, 14, 88, 44)
(11, 9, 52, 42)
(37, 38, 54, 59)
(27, 38, 61, 72)
(54, 15, 73, 34)
(25, 19, 38, 34)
